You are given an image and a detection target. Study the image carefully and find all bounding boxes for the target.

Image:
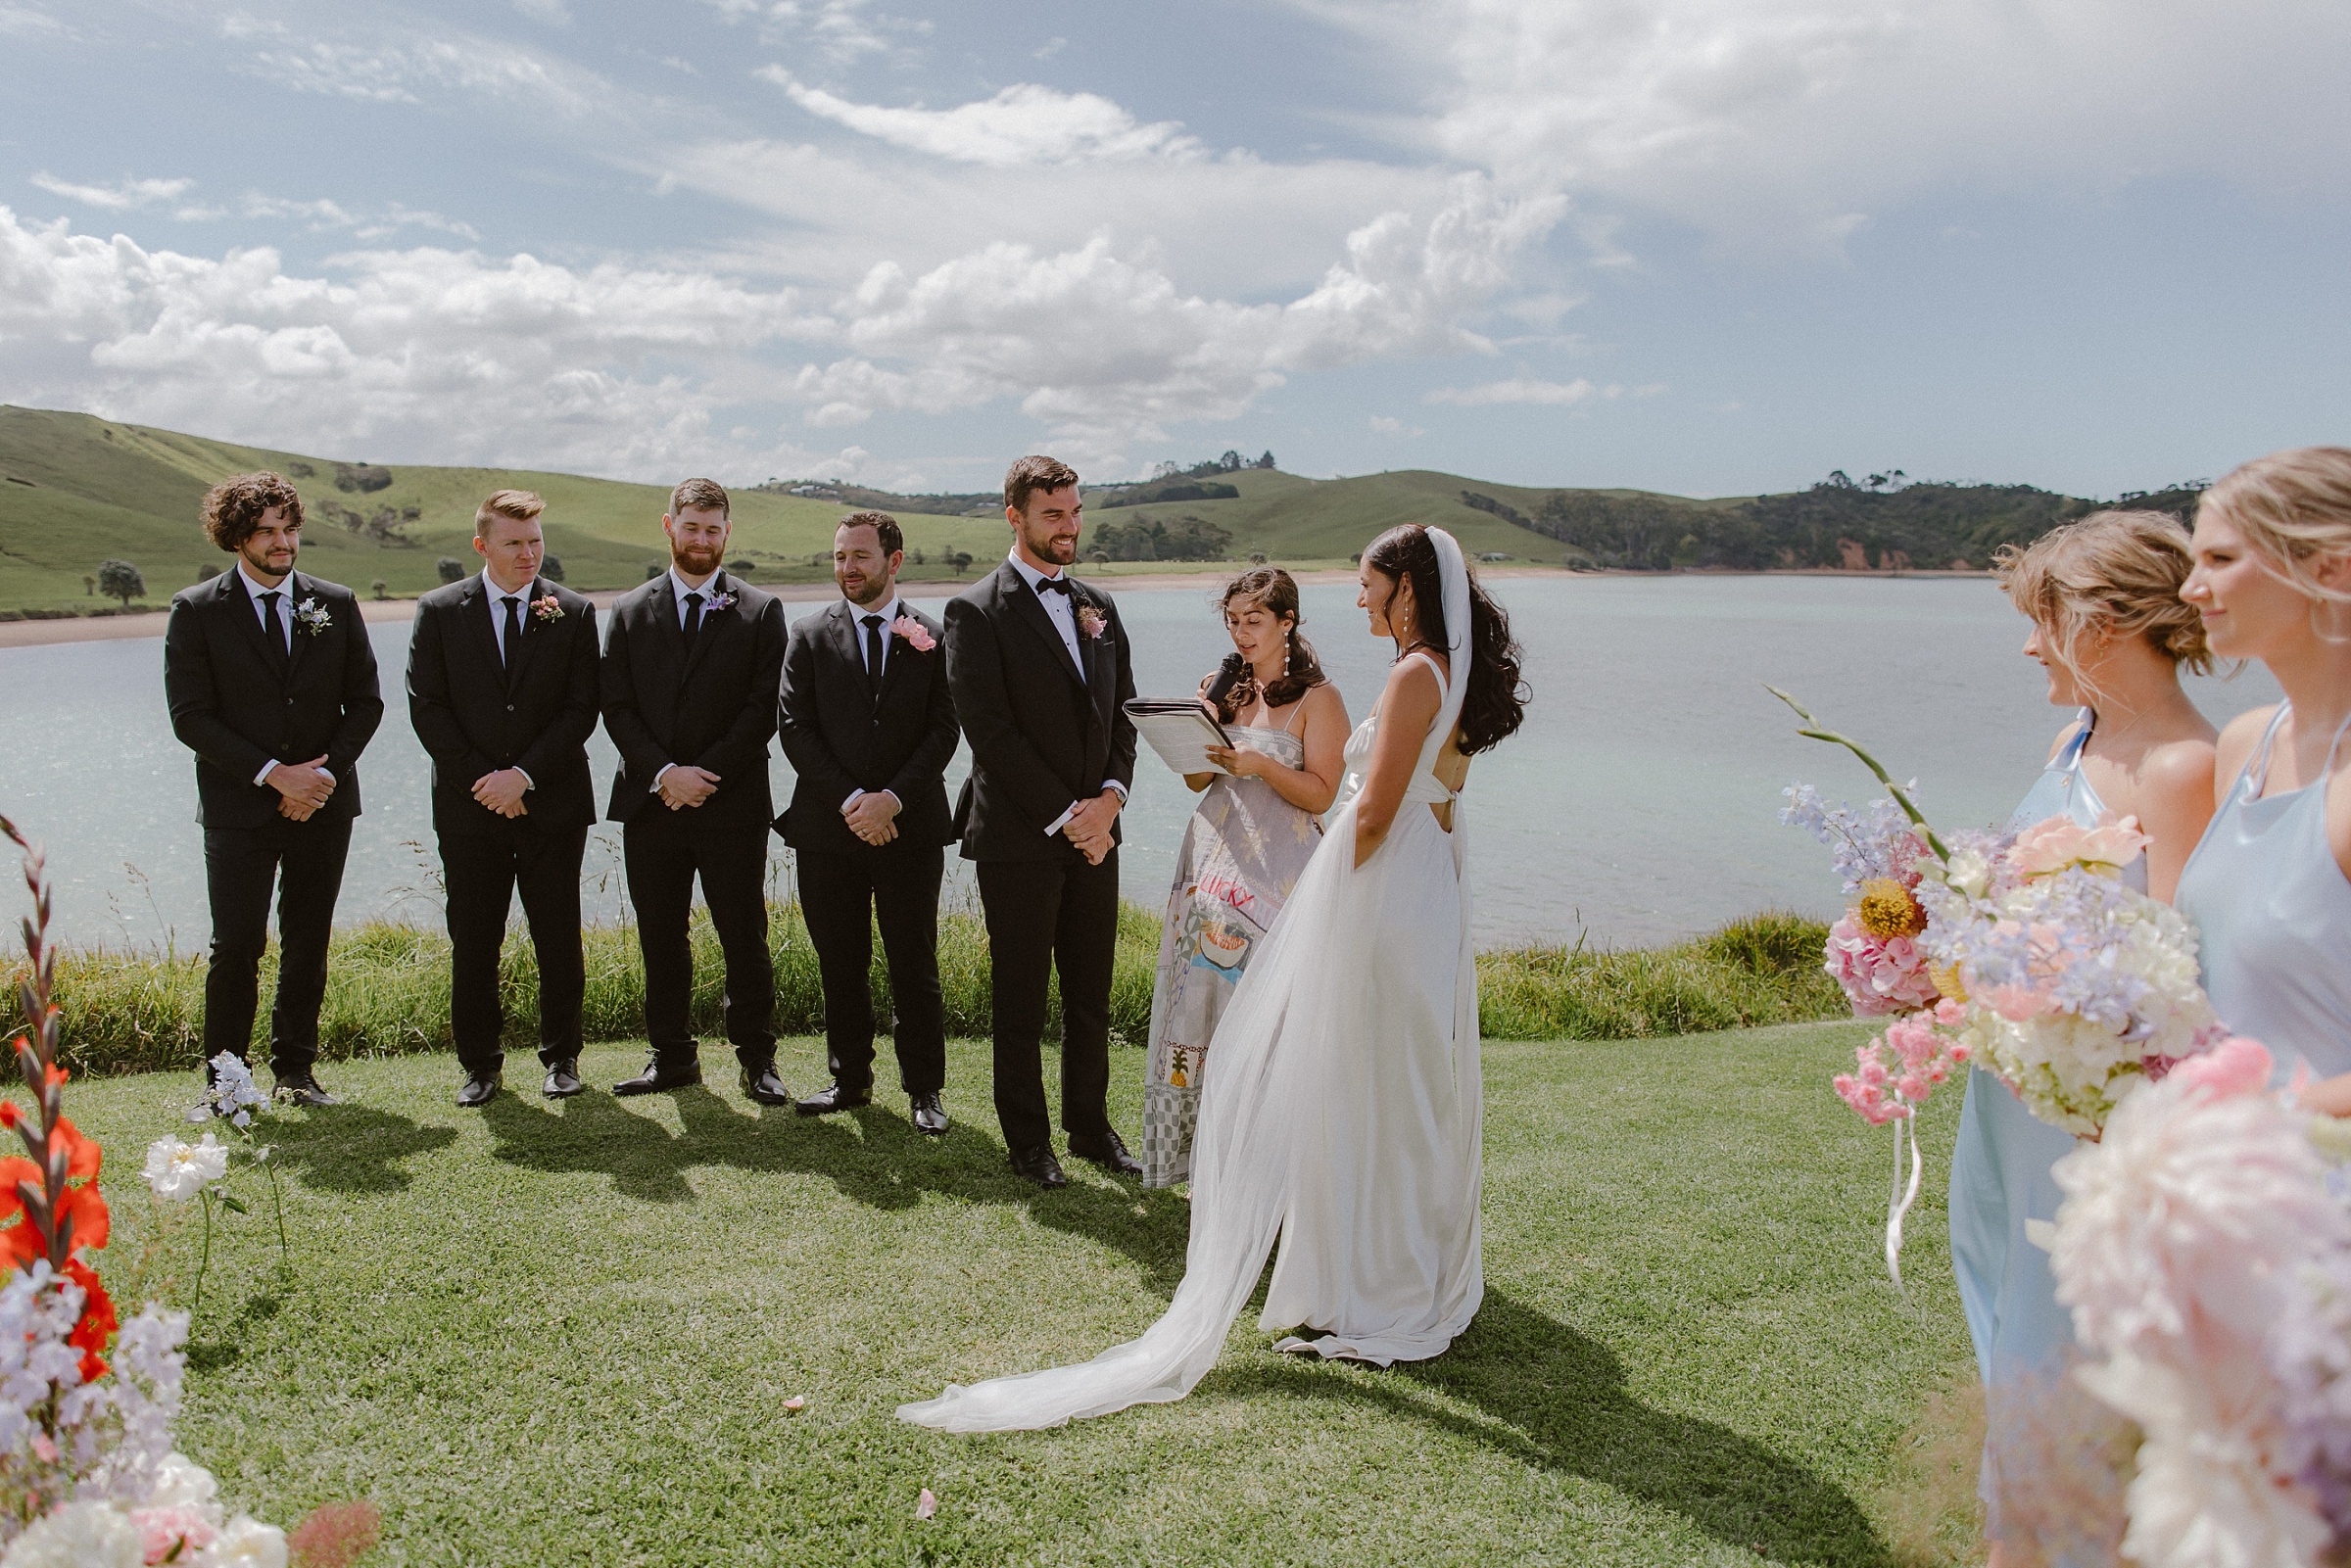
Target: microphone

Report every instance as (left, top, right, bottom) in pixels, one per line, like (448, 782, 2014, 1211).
(1203, 651, 1249, 713)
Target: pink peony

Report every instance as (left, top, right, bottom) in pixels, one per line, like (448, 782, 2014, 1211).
(890, 614, 936, 652)
(1825, 918, 1941, 1016)
(2168, 1035, 2273, 1099)
(131, 1504, 217, 1564)
(1987, 983, 2049, 1022)
(2008, 813, 2152, 879)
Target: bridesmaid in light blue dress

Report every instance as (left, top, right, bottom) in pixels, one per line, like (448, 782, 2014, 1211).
(1945, 512, 2218, 1556)
(2175, 449, 2351, 1103)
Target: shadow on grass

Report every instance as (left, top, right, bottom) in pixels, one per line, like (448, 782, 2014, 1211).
(186, 1285, 284, 1373)
(477, 1086, 1195, 1292)
(1223, 1290, 1893, 1568)
(260, 1103, 459, 1194)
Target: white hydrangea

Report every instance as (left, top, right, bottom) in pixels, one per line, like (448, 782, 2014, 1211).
(201, 1515, 289, 1568)
(0, 1499, 144, 1568)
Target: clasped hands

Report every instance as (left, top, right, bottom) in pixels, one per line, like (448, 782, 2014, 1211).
(843, 790, 900, 846)
(1064, 789, 1121, 865)
(266, 756, 335, 822)
(657, 765, 721, 811)
(470, 768, 532, 819)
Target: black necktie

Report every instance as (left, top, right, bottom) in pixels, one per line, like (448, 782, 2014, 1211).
(258, 590, 288, 671)
(681, 591, 704, 658)
(500, 595, 523, 672)
(1033, 576, 1071, 595)
(861, 612, 886, 695)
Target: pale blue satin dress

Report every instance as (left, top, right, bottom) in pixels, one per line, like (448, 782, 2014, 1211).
(2176, 704, 2351, 1080)
(1948, 712, 2128, 1397)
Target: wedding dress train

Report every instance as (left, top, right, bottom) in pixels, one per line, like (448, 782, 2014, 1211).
(898, 528, 1483, 1433)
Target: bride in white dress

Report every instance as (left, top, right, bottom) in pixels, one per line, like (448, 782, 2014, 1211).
(900, 523, 1528, 1431)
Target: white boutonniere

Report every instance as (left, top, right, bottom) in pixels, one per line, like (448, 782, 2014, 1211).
(293, 596, 332, 637)
(531, 593, 563, 622)
(890, 614, 936, 652)
(705, 591, 738, 613)
(1075, 605, 1107, 641)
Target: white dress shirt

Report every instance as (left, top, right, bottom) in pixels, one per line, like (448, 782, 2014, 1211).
(840, 594, 905, 817)
(236, 564, 333, 789)
(1003, 547, 1125, 836)
(479, 570, 537, 790)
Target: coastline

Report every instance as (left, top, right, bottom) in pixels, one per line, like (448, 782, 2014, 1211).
(0, 563, 1985, 650)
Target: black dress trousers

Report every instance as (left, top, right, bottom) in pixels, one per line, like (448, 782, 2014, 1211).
(976, 847, 1119, 1153)
(440, 818, 590, 1077)
(201, 816, 353, 1077)
(794, 842, 948, 1098)
(623, 808, 778, 1070)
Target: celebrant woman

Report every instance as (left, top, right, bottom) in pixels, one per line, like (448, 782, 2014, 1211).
(1140, 569, 1347, 1188)
(2176, 447, 2351, 1104)
(1947, 510, 2218, 1562)
(899, 524, 1526, 1431)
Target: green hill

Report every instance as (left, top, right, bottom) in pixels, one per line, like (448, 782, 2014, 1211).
(0, 404, 2201, 617)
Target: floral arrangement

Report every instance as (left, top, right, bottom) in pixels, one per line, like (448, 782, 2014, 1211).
(1076, 605, 1106, 641)
(529, 594, 561, 623)
(0, 815, 304, 1565)
(291, 598, 330, 638)
(1771, 688, 2222, 1283)
(890, 614, 936, 652)
(2044, 1036, 2351, 1568)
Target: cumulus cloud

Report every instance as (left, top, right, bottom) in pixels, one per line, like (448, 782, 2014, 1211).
(1425, 376, 1594, 407)
(29, 173, 218, 220)
(1299, 0, 2351, 242)
(763, 72, 1201, 166)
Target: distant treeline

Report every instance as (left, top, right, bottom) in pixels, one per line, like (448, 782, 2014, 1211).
(1470, 471, 2208, 572)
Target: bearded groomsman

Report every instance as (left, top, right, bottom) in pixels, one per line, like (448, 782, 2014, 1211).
(165, 472, 383, 1107)
(945, 456, 1140, 1187)
(600, 478, 792, 1104)
(406, 491, 600, 1108)
(777, 512, 959, 1133)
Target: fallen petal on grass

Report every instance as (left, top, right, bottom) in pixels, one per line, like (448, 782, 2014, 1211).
(783, 1396, 804, 1412)
(915, 1488, 937, 1521)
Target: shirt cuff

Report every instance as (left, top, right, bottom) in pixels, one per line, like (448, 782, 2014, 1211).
(1100, 781, 1127, 802)
(514, 768, 533, 790)
(650, 763, 673, 792)
(841, 788, 865, 813)
(317, 767, 335, 785)
(254, 758, 279, 787)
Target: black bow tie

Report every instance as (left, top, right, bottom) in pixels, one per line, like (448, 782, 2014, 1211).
(1033, 576, 1072, 595)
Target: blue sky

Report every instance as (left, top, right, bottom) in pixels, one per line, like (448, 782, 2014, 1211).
(2, 0, 2345, 498)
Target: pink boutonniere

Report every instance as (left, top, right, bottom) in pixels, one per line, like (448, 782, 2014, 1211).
(890, 614, 936, 652)
(531, 593, 563, 622)
(1076, 605, 1107, 641)
(705, 591, 738, 613)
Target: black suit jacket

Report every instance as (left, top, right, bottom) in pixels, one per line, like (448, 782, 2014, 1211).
(406, 575, 600, 837)
(777, 599, 960, 854)
(164, 569, 385, 831)
(600, 571, 788, 832)
(944, 560, 1137, 862)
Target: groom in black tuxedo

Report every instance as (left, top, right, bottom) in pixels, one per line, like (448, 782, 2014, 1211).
(406, 490, 600, 1108)
(945, 455, 1140, 1187)
(776, 511, 959, 1133)
(600, 478, 792, 1104)
(164, 471, 383, 1106)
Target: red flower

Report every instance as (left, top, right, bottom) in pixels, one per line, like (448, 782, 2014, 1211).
(0, 1116, 109, 1271)
(62, 1257, 114, 1381)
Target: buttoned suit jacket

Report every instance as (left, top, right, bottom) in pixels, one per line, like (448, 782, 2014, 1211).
(163, 569, 385, 831)
(776, 599, 959, 854)
(599, 570, 789, 832)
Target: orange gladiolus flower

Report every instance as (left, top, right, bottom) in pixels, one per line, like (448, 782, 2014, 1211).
(0, 1117, 109, 1272)
(62, 1258, 114, 1382)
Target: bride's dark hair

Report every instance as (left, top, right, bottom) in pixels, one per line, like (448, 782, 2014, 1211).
(1362, 523, 1528, 755)
(1208, 567, 1325, 722)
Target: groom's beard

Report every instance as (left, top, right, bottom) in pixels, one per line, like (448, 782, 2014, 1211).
(672, 541, 723, 577)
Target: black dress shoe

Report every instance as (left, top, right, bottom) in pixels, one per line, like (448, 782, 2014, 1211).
(1067, 1127, 1142, 1177)
(741, 1065, 793, 1107)
(910, 1092, 948, 1136)
(274, 1074, 337, 1108)
(1007, 1144, 1069, 1189)
(794, 1081, 871, 1116)
(612, 1059, 701, 1097)
(456, 1071, 500, 1108)
(543, 1060, 583, 1099)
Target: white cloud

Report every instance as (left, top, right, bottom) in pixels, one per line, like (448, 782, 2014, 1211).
(241, 194, 480, 241)
(0, 4, 65, 36)
(236, 27, 606, 116)
(29, 174, 218, 220)
(703, 0, 927, 67)
(1298, 0, 2351, 243)
(762, 73, 1201, 166)
(1425, 377, 1594, 407)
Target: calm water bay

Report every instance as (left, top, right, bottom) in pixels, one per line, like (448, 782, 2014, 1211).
(0, 575, 2280, 952)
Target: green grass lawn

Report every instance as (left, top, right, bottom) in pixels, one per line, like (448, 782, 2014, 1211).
(72, 1021, 1973, 1566)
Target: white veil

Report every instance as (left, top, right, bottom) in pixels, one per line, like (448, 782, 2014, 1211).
(896, 526, 1477, 1432)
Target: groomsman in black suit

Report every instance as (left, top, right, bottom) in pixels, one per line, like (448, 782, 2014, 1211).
(164, 472, 384, 1106)
(945, 455, 1141, 1187)
(600, 478, 792, 1103)
(406, 490, 600, 1107)
(777, 511, 959, 1133)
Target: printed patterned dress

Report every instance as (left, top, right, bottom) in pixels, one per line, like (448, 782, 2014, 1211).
(1140, 718, 1323, 1187)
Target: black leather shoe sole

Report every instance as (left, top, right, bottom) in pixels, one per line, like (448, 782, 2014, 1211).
(612, 1068, 701, 1097)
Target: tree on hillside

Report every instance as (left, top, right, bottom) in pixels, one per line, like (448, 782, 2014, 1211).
(436, 557, 465, 584)
(80, 575, 94, 597)
(541, 556, 565, 583)
(96, 559, 144, 606)
(1254, 451, 1275, 469)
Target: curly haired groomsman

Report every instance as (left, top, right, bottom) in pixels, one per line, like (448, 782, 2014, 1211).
(600, 479, 792, 1104)
(945, 456, 1140, 1187)
(165, 472, 384, 1107)
(777, 511, 959, 1133)
(407, 491, 600, 1107)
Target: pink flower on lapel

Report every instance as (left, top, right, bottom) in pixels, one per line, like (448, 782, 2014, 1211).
(530, 593, 563, 622)
(890, 614, 936, 651)
(1075, 605, 1107, 641)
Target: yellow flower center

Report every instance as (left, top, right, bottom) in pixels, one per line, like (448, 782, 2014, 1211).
(1855, 878, 1927, 940)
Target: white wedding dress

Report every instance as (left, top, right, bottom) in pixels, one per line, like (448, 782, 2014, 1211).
(899, 528, 1484, 1432)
